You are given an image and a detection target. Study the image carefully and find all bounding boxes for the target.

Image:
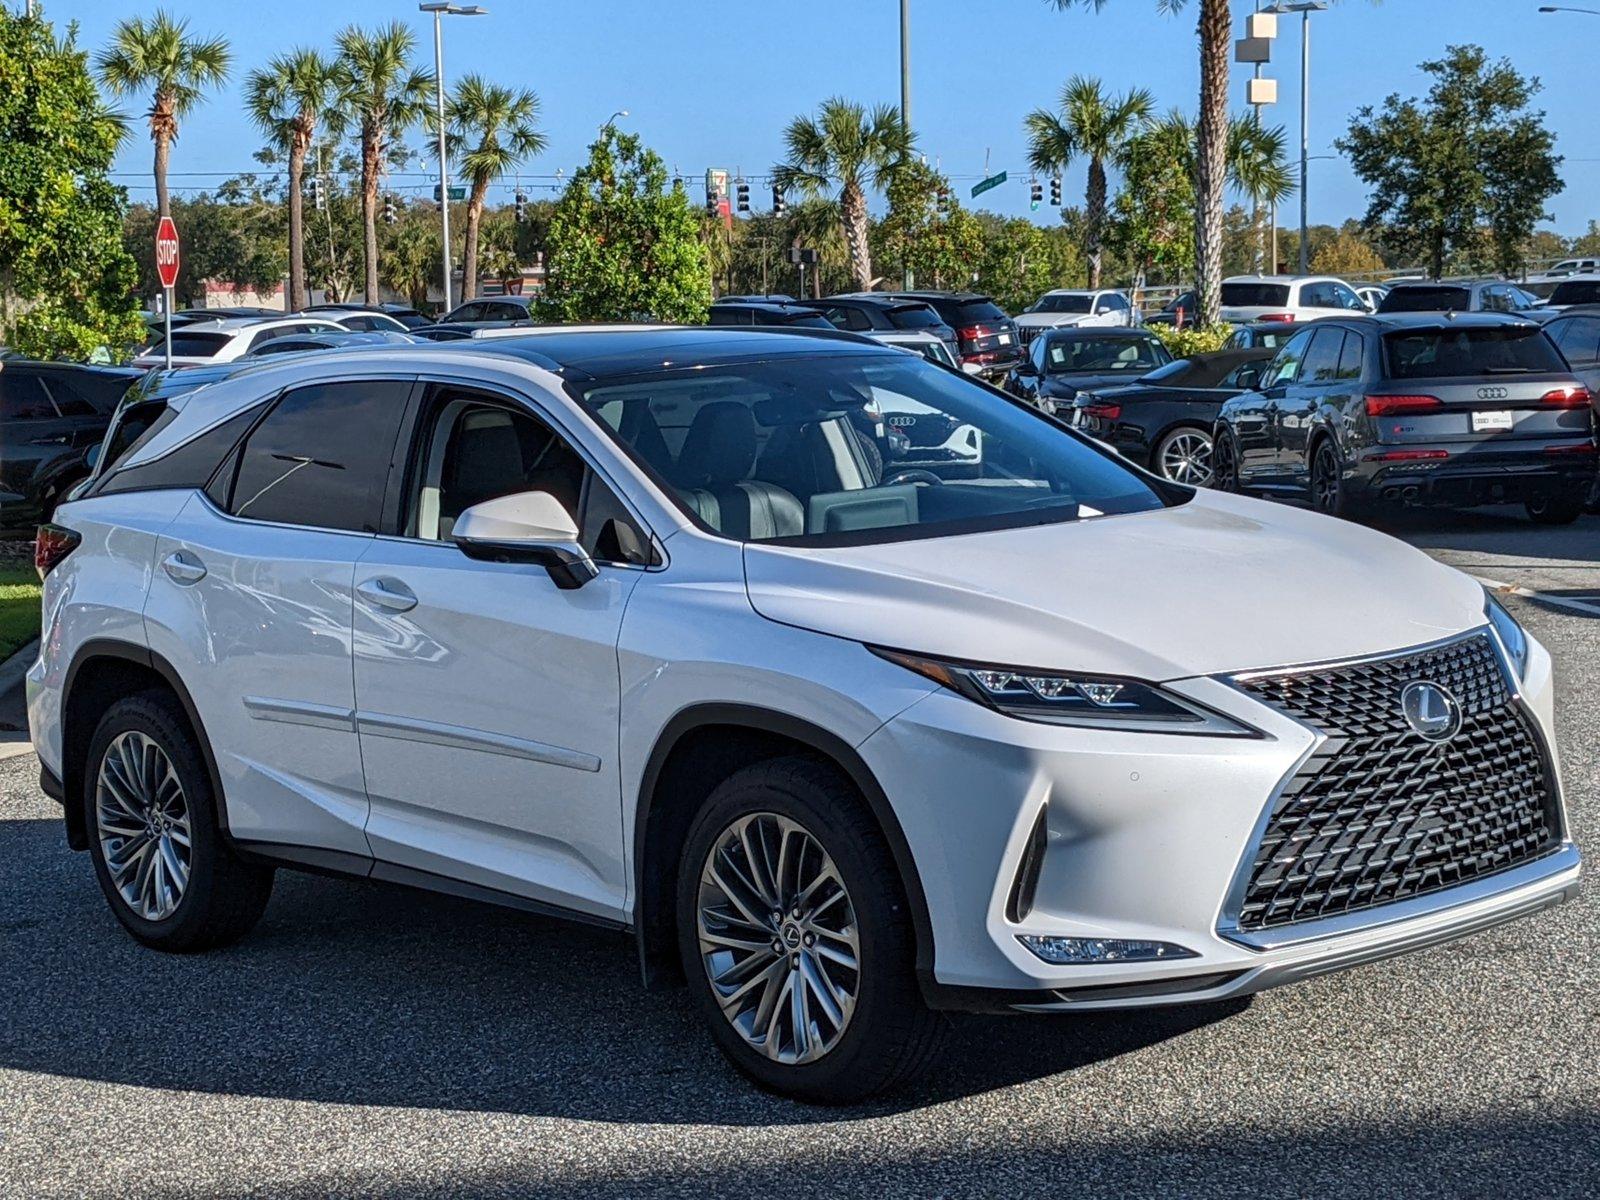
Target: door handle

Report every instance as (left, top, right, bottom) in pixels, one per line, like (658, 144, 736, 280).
(356, 577, 418, 613)
(161, 550, 207, 584)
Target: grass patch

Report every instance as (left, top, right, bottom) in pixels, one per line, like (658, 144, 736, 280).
(0, 565, 42, 662)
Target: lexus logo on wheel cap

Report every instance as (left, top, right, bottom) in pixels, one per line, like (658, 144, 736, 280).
(1400, 681, 1462, 742)
(1477, 386, 1509, 400)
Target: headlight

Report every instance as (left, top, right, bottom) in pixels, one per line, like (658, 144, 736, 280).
(1485, 589, 1529, 680)
(872, 648, 1258, 736)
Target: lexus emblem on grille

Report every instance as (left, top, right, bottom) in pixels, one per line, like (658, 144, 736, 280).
(1400, 681, 1462, 742)
(1477, 386, 1509, 400)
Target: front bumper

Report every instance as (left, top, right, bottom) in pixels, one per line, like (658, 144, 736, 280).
(858, 628, 1579, 1012)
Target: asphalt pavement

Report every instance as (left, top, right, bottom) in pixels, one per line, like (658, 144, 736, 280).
(1, 509, 1596, 1199)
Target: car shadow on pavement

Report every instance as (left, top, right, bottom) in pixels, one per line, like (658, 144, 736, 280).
(0, 815, 1238, 1124)
(1368, 506, 1600, 563)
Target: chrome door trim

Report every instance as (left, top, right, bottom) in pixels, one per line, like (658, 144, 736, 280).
(242, 696, 357, 732)
(354, 710, 601, 772)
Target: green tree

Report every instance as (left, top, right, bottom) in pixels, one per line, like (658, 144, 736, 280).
(95, 9, 230, 218)
(772, 98, 913, 290)
(973, 215, 1082, 313)
(1107, 113, 1196, 290)
(334, 22, 433, 303)
(537, 128, 711, 323)
(244, 49, 343, 310)
(1336, 45, 1562, 278)
(1, 8, 143, 360)
(380, 215, 441, 309)
(871, 160, 984, 291)
(1024, 75, 1153, 287)
(447, 75, 547, 302)
(1049, 0, 1231, 324)
(1311, 228, 1386, 278)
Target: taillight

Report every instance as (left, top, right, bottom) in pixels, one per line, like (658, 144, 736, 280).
(1365, 448, 1450, 462)
(1084, 402, 1122, 421)
(1365, 394, 1443, 416)
(958, 324, 986, 342)
(35, 524, 81, 581)
(1541, 386, 1592, 408)
(1544, 442, 1598, 455)
(1258, 313, 1296, 323)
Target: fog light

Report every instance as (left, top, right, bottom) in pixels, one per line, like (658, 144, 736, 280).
(1018, 935, 1197, 964)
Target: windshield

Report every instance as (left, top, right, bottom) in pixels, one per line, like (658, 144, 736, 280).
(886, 305, 942, 330)
(1549, 280, 1600, 306)
(575, 354, 1171, 545)
(1033, 294, 1094, 314)
(1383, 326, 1566, 379)
(1222, 283, 1292, 307)
(1380, 286, 1472, 313)
(1045, 336, 1168, 374)
(944, 298, 1008, 324)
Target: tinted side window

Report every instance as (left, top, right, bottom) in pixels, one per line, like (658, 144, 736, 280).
(1299, 329, 1344, 383)
(228, 380, 410, 531)
(1267, 330, 1315, 385)
(823, 305, 873, 332)
(1336, 332, 1365, 380)
(1552, 317, 1600, 365)
(94, 402, 266, 498)
(0, 372, 58, 420)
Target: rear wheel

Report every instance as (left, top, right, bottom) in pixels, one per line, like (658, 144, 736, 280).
(1525, 494, 1585, 525)
(1154, 426, 1213, 486)
(84, 692, 274, 951)
(676, 756, 942, 1104)
(1310, 439, 1360, 519)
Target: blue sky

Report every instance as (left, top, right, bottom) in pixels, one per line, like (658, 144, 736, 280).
(59, 0, 1599, 235)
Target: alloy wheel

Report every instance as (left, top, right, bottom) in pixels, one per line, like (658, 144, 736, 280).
(1212, 432, 1238, 492)
(696, 812, 861, 1065)
(1159, 430, 1214, 485)
(1313, 444, 1340, 512)
(95, 730, 192, 921)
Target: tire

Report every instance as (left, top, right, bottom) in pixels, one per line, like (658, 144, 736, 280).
(1210, 428, 1241, 493)
(1525, 494, 1585, 525)
(675, 756, 943, 1104)
(1153, 425, 1214, 486)
(84, 690, 274, 952)
(1310, 438, 1362, 520)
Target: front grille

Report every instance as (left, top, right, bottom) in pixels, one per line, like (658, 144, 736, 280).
(1229, 633, 1560, 933)
(1018, 326, 1044, 348)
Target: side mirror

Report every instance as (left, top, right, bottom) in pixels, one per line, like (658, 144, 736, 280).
(452, 490, 599, 590)
(85, 443, 102, 470)
(1014, 359, 1040, 377)
(1235, 367, 1262, 391)
(961, 361, 985, 376)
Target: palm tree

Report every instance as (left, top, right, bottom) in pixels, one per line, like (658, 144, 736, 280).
(245, 49, 344, 310)
(334, 23, 433, 304)
(447, 76, 546, 301)
(1025, 76, 1153, 288)
(772, 98, 913, 291)
(96, 10, 230, 218)
(1048, 0, 1230, 324)
(1227, 119, 1296, 270)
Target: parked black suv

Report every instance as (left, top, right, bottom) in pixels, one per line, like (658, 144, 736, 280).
(876, 292, 1022, 376)
(817, 294, 960, 359)
(0, 361, 143, 534)
(1212, 313, 1596, 523)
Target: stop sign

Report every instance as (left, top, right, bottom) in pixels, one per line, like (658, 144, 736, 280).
(155, 216, 180, 289)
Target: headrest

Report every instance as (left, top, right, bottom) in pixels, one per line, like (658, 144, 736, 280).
(676, 401, 758, 487)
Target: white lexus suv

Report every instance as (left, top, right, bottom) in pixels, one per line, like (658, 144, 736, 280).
(27, 329, 1580, 1103)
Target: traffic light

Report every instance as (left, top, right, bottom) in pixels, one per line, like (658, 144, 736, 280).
(307, 175, 325, 211)
(706, 188, 718, 217)
(772, 185, 786, 216)
(514, 188, 527, 223)
(935, 185, 950, 217)
(1050, 177, 1062, 206)
(736, 180, 750, 213)
(1030, 179, 1043, 210)
(381, 195, 396, 225)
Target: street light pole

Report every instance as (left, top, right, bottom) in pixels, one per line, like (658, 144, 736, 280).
(420, 3, 486, 315)
(900, 0, 913, 289)
(1298, 9, 1310, 273)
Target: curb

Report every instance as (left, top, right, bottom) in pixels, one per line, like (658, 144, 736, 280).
(0, 637, 39, 700)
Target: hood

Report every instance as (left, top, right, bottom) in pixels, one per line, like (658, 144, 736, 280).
(742, 489, 1486, 681)
(1014, 312, 1087, 329)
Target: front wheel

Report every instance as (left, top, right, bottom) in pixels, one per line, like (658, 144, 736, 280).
(1154, 426, 1213, 486)
(676, 757, 943, 1104)
(1210, 428, 1241, 492)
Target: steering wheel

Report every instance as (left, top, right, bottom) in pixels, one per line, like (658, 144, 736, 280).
(881, 469, 945, 488)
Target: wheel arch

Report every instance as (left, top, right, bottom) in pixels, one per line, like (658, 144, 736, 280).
(61, 639, 228, 852)
(632, 703, 936, 999)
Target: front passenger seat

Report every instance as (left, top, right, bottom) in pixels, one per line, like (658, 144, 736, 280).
(674, 401, 804, 539)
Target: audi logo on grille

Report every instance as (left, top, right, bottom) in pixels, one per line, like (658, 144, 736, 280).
(887, 415, 917, 427)
(1477, 386, 1509, 400)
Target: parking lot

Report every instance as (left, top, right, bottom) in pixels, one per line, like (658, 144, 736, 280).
(0, 509, 1596, 1200)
